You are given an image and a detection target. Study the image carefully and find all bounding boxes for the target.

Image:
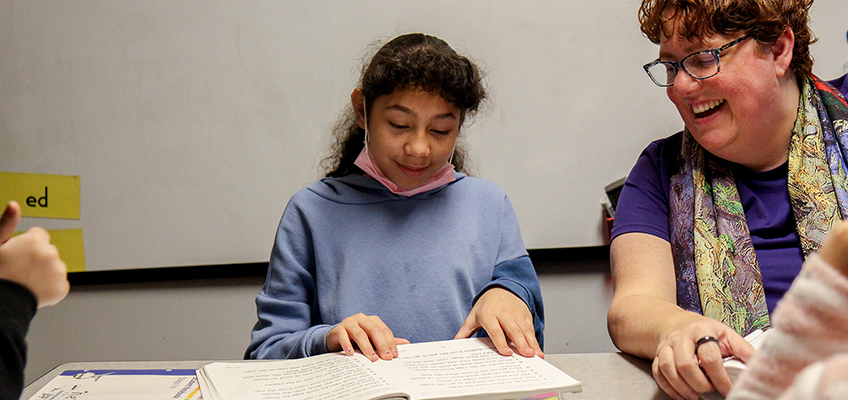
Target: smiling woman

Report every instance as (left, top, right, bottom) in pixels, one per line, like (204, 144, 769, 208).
(606, 0, 848, 399)
(662, 29, 799, 172)
(244, 33, 545, 369)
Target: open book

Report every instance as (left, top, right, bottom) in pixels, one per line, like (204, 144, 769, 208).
(196, 337, 581, 400)
(701, 329, 772, 400)
(722, 329, 771, 383)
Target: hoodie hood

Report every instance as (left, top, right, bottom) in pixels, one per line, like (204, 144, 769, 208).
(306, 172, 467, 205)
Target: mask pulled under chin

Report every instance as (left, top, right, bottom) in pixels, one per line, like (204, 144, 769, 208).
(353, 146, 456, 197)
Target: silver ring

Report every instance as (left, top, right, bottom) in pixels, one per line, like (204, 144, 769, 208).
(695, 336, 719, 354)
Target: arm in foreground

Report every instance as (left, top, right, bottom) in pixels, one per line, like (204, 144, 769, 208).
(728, 221, 848, 400)
(0, 201, 69, 400)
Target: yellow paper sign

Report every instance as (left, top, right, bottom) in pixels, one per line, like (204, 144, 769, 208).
(0, 172, 80, 219)
(48, 229, 87, 273)
(10, 228, 86, 273)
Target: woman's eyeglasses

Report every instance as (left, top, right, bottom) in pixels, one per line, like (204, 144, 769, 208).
(643, 35, 752, 87)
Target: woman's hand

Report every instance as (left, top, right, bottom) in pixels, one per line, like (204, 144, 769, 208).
(652, 319, 755, 400)
(326, 313, 409, 361)
(454, 287, 543, 358)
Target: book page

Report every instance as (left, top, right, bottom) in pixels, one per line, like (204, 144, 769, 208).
(724, 329, 771, 380)
(377, 338, 580, 400)
(200, 353, 406, 400)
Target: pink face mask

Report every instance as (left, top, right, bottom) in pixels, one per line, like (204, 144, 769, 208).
(354, 147, 456, 197)
(353, 99, 456, 197)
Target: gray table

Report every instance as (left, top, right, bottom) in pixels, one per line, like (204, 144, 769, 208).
(22, 353, 673, 399)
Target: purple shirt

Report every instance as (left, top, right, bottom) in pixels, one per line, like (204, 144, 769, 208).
(611, 132, 801, 314)
(830, 74, 847, 97)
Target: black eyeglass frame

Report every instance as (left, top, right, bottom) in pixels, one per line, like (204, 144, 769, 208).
(643, 34, 752, 87)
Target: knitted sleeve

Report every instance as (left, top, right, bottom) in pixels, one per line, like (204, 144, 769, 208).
(728, 253, 848, 399)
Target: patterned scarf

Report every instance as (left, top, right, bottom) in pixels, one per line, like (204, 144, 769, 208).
(669, 75, 848, 336)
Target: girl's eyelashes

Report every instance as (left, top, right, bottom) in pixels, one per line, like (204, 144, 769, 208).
(388, 121, 409, 130)
(386, 119, 454, 135)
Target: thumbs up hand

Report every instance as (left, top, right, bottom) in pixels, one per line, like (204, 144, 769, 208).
(0, 201, 69, 307)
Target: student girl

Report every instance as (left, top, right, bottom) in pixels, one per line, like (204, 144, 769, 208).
(245, 33, 544, 362)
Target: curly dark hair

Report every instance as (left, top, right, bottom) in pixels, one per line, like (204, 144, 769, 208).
(321, 33, 487, 177)
(638, 0, 817, 78)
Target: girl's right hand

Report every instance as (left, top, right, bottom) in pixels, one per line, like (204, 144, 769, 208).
(326, 313, 409, 361)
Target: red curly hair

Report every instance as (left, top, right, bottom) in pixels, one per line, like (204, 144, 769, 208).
(639, 0, 817, 77)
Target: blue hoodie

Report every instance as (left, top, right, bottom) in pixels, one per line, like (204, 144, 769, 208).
(245, 172, 544, 359)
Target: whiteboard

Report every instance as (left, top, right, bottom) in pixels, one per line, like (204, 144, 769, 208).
(2, 1, 846, 272)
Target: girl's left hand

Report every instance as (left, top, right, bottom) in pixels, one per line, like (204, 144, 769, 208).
(454, 287, 543, 358)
